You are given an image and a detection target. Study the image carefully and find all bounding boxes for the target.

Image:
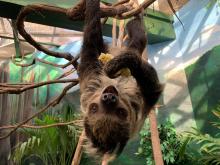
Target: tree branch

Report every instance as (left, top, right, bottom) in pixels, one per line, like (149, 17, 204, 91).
(11, 57, 36, 67)
(15, 0, 156, 68)
(120, 0, 156, 19)
(167, 0, 185, 30)
(0, 120, 82, 130)
(16, 4, 78, 68)
(57, 69, 76, 80)
(0, 79, 79, 94)
(0, 81, 77, 140)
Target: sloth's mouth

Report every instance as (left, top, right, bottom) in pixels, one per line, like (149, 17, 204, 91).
(102, 85, 118, 96)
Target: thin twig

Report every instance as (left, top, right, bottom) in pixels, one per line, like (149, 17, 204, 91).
(0, 34, 59, 47)
(35, 57, 66, 68)
(36, 54, 79, 69)
(0, 79, 79, 94)
(120, 0, 157, 19)
(167, 0, 185, 30)
(0, 120, 82, 130)
(114, 0, 130, 7)
(11, 58, 36, 67)
(0, 82, 77, 140)
(56, 69, 76, 80)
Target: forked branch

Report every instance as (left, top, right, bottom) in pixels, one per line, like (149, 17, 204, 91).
(0, 81, 78, 140)
(15, 0, 156, 68)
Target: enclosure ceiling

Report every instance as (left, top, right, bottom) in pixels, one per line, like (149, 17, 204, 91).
(0, 0, 175, 44)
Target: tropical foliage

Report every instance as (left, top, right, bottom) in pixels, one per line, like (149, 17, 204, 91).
(183, 106, 220, 165)
(137, 119, 194, 165)
(10, 104, 81, 165)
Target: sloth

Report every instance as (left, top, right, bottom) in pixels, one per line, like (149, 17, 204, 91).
(78, 0, 163, 162)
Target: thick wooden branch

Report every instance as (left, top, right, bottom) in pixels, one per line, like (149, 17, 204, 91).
(16, 4, 78, 69)
(15, 0, 156, 69)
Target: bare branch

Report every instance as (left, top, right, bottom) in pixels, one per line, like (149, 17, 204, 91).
(11, 57, 36, 67)
(0, 81, 77, 140)
(16, 4, 77, 68)
(66, 0, 86, 20)
(14, 0, 156, 71)
(167, 0, 185, 30)
(114, 0, 130, 7)
(0, 79, 79, 94)
(0, 120, 82, 130)
(53, 82, 77, 105)
(36, 57, 73, 68)
(56, 69, 76, 80)
(120, 0, 157, 19)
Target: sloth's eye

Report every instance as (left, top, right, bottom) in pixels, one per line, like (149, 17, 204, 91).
(117, 108, 128, 119)
(89, 103, 98, 114)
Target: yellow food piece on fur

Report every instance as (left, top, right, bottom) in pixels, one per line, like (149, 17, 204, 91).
(118, 68, 131, 77)
(99, 53, 131, 77)
(99, 53, 113, 64)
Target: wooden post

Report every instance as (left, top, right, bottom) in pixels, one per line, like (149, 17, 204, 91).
(149, 109, 164, 165)
(112, 18, 117, 47)
(71, 131, 85, 165)
(117, 20, 125, 48)
(141, 11, 164, 163)
(142, 30, 163, 164)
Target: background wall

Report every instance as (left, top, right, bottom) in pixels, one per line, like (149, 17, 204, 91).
(147, 0, 220, 133)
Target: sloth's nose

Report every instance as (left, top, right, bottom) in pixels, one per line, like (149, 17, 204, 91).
(101, 85, 118, 105)
(101, 93, 118, 105)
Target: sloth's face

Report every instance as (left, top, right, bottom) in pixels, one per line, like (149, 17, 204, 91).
(81, 76, 148, 155)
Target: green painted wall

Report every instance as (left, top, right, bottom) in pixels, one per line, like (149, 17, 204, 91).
(185, 45, 220, 135)
(8, 52, 63, 104)
(0, 0, 175, 44)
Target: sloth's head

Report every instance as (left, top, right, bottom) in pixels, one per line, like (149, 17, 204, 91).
(81, 76, 149, 157)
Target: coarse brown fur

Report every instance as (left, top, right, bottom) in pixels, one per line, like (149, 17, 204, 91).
(78, 0, 163, 162)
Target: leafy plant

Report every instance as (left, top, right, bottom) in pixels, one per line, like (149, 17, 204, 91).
(206, 0, 220, 8)
(10, 104, 81, 165)
(137, 119, 193, 165)
(183, 106, 220, 165)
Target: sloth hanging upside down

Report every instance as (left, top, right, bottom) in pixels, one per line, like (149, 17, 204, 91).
(78, 0, 163, 163)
